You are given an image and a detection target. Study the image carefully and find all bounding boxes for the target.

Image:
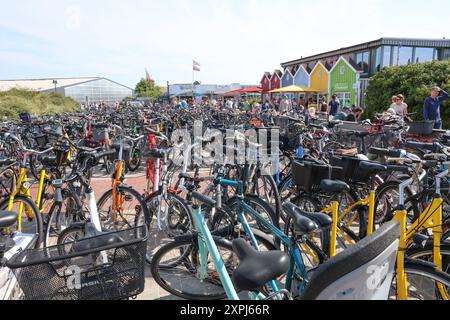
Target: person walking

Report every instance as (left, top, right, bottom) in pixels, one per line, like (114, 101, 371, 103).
(328, 94, 340, 116)
(319, 96, 328, 114)
(424, 87, 450, 129)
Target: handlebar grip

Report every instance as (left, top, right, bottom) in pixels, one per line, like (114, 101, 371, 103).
(93, 149, 116, 161)
(369, 147, 402, 158)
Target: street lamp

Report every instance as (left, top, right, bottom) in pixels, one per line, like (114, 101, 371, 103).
(52, 80, 58, 92)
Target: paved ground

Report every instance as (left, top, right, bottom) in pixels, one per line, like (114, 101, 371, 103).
(90, 166, 180, 300)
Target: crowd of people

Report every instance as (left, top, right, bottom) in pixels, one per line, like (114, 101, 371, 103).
(169, 94, 365, 123)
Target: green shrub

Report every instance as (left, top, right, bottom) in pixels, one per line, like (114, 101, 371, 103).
(365, 60, 450, 127)
(0, 89, 79, 119)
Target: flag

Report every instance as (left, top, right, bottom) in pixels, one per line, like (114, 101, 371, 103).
(145, 68, 153, 81)
(193, 60, 201, 72)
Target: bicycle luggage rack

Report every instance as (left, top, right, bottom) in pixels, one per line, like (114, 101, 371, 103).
(7, 226, 148, 300)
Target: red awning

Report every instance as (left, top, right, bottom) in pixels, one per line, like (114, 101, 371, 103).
(224, 86, 262, 96)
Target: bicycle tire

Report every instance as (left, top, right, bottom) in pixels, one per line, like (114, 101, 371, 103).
(150, 237, 238, 300)
(97, 186, 150, 230)
(44, 189, 83, 247)
(0, 195, 43, 248)
(144, 191, 193, 263)
(390, 259, 450, 300)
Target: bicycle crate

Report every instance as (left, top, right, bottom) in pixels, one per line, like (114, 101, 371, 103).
(292, 160, 342, 192)
(7, 226, 148, 301)
(92, 128, 109, 141)
(408, 121, 435, 135)
(34, 134, 50, 148)
(330, 155, 362, 182)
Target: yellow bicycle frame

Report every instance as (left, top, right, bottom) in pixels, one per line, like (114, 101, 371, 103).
(322, 189, 377, 257)
(392, 196, 449, 300)
(7, 167, 51, 232)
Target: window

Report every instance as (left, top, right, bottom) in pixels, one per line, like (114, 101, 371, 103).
(414, 47, 435, 63)
(336, 92, 352, 108)
(382, 46, 392, 68)
(355, 51, 369, 73)
(374, 47, 382, 73)
(392, 46, 413, 66)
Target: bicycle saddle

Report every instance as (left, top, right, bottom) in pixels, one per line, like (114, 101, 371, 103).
(283, 202, 332, 230)
(281, 203, 318, 235)
(0, 211, 18, 229)
(358, 161, 387, 175)
(73, 224, 124, 253)
(319, 179, 350, 193)
(232, 238, 290, 292)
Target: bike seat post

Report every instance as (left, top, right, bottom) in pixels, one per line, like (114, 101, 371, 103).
(398, 178, 413, 209)
(435, 168, 450, 197)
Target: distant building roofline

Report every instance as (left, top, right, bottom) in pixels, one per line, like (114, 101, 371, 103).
(281, 37, 450, 67)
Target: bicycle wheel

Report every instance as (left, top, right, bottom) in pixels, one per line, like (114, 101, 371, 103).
(390, 259, 450, 300)
(210, 205, 278, 252)
(150, 237, 239, 300)
(375, 180, 417, 225)
(97, 186, 150, 231)
(226, 195, 279, 236)
(248, 172, 281, 224)
(44, 189, 83, 247)
(0, 167, 17, 198)
(144, 191, 193, 263)
(0, 195, 43, 248)
(283, 194, 330, 259)
(127, 146, 142, 172)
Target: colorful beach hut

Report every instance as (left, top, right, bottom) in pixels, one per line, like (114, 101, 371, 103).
(329, 56, 361, 108)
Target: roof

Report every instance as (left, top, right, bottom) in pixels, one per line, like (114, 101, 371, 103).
(272, 70, 283, 79)
(0, 77, 134, 92)
(329, 56, 360, 74)
(0, 77, 100, 92)
(281, 37, 450, 68)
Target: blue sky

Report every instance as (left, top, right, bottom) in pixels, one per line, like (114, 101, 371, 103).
(1, 0, 449, 88)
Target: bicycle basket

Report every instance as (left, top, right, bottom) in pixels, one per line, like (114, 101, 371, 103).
(292, 160, 340, 192)
(408, 121, 435, 135)
(7, 226, 148, 300)
(92, 127, 110, 141)
(330, 155, 362, 182)
(34, 134, 50, 148)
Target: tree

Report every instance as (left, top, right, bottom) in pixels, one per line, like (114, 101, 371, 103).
(365, 60, 450, 127)
(135, 78, 161, 100)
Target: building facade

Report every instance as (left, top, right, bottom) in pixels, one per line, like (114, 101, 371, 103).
(281, 37, 450, 107)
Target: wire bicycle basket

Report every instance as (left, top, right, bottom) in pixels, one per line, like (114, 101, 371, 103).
(7, 226, 148, 300)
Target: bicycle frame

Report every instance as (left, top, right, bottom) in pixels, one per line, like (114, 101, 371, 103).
(393, 171, 450, 300)
(217, 177, 309, 295)
(7, 166, 51, 232)
(191, 204, 240, 300)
